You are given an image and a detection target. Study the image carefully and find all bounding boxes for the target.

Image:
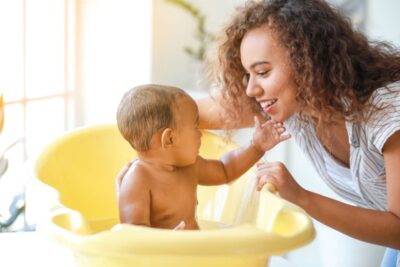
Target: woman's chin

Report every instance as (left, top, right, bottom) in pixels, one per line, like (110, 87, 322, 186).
(267, 113, 280, 122)
(268, 112, 290, 123)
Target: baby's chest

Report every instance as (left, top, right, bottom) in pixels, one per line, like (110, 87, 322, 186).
(150, 177, 198, 220)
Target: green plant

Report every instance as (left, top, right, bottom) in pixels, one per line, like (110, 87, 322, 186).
(165, 0, 215, 61)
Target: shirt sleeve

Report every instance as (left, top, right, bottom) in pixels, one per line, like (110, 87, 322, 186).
(366, 82, 400, 153)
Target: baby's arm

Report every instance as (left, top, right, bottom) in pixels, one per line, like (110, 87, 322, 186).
(198, 117, 290, 185)
(118, 166, 151, 226)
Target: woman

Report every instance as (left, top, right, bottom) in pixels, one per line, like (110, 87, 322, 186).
(197, 0, 400, 266)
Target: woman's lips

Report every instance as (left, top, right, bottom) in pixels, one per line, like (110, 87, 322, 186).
(260, 99, 277, 113)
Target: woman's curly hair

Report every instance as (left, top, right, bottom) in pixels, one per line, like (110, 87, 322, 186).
(215, 0, 400, 134)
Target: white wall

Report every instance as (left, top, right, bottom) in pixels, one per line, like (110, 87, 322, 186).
(152, 0, 242, 91)
(366, 0, 400, 46)
(76, 0, 152, 125)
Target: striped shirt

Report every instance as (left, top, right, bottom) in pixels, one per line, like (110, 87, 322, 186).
(286, 81, 400, 267)
(285, 81, 400, 211)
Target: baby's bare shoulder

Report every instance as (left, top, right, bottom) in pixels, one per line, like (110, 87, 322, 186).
(120, 160, 153, 189)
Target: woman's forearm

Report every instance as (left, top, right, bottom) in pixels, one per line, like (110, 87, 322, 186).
(196, 97, 254, 129)
(300, 190, 400, 249)
(196, 97, 224, 129)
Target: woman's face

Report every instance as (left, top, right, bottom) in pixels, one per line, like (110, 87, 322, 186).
(240, 26, 299, 122)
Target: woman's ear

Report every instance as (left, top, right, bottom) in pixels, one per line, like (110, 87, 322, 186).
(160, 128, 175, 149)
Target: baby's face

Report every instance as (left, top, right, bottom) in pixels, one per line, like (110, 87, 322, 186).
(172, 96, 202, 166)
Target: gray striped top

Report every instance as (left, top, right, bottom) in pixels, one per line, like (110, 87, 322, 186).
(285, 81, 400, 211)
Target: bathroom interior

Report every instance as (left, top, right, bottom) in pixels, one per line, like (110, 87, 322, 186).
(0, 0, 399, 266)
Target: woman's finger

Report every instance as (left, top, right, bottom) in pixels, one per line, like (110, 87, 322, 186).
(257, 175, 268, 190)
(257, 174, 277, 191)
(263, 183, 277, 193)
(116, 160, 134, 186)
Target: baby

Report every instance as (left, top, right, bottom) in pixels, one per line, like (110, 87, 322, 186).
(116, 84, 289, 230)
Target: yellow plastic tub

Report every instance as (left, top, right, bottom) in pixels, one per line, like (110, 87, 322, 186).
(27, 124, 315, 267)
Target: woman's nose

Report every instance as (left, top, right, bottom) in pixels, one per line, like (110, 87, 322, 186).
(245, 77, 262, 97)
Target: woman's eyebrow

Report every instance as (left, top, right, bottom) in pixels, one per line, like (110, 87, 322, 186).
(250, 61, 271, 68)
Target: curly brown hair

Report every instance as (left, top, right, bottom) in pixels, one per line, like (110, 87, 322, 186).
(216, 0, 400, 134)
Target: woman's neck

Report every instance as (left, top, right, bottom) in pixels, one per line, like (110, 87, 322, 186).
(315, 118, 350, 167)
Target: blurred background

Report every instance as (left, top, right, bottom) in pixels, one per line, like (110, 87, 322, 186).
(0, 0, 399, 266)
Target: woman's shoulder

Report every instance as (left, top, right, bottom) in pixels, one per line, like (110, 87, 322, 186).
(364, 81, 400, 152)
(367, 80, 400, 118)
(370, 80, 400, 104)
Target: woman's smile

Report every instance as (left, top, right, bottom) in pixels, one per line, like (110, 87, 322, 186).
(240, 26, 299, 122)
(259, 98, 278, 113)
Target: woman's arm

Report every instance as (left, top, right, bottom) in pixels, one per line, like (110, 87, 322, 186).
(301, 189, 400, 249)
(257, 132, 400, 250)
(383, 131, 400, 218)
(196, 97, 255, 129)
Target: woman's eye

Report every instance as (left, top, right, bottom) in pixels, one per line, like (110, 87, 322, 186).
(257, 70, 269, 76)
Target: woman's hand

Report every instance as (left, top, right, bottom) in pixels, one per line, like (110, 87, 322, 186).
(256, 161, 308, 206)
(116, 160, 134, 191)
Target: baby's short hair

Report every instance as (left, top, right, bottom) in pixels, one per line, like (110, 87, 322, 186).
(116, 84, 189, 151)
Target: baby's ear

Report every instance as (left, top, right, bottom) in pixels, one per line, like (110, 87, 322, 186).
(160, 128, 175, 148)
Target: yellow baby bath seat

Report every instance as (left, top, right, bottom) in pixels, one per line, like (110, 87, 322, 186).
(28, 124, 315, 267)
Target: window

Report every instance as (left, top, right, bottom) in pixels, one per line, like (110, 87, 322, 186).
(0, 0, 76, 231)
(0, 0, 76, 167)
(0, 0, 152, 231)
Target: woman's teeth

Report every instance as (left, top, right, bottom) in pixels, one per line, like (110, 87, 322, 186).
(261, 99, 277, 109)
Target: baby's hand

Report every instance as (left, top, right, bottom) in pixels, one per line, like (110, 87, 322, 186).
(251, 116, 291, 153)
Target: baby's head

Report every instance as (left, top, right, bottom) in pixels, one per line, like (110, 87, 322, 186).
(117, 84, 201, 163)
